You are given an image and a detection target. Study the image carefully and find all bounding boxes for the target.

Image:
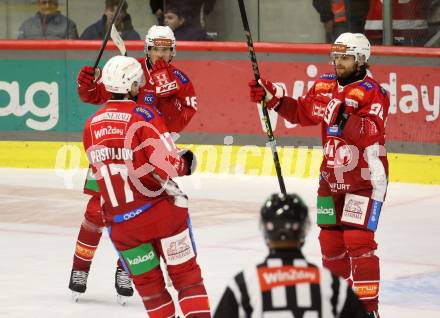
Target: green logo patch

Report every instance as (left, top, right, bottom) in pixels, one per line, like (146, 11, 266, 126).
(84, 168, 100, 193)
(121, 243, 159, 275)
(317, 196, 337, 225)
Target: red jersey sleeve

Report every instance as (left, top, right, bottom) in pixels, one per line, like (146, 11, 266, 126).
(343, 83, 389, 148)
(78, 80, 112, 105)
(276, 80, 333, 126)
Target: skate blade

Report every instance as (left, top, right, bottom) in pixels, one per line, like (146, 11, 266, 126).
(116, 294, 128, 306)
(71, 292, 81, 302)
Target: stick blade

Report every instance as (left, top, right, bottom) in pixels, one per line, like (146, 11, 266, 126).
(111, 24, 127, 56)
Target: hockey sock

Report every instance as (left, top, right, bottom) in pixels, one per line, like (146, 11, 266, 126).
(73, 219, 103, 272)
(178, 283, 211, 317)
(344, 229, 380, 312)
(351, 252, 380, 312)
(142, 290, 176, 318)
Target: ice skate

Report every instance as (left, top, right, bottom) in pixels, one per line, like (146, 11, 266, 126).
(115, 266, 133, 305)
(69, 270, 88, 302)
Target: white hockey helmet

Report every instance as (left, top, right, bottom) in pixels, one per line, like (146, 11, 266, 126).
(102, 55, 144, 94)
(144, 25, 176, 57)
(331, 32, 371, 64)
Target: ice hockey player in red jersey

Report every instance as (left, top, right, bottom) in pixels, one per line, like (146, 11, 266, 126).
(82, 55, 210, 318)
(69, 25, 198, 301)
(249, 33, 389, 318)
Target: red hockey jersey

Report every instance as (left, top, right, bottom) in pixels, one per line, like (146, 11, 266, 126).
(277, 73, 389, 202)
(78, 58, 197, 133)
(83, 100, 189, 224)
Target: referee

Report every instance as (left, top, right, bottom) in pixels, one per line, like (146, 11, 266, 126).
(213, 193, 369, 318)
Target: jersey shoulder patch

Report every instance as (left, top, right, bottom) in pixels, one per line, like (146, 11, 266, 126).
(379, 85, 388, 97)
(320, 73, 336, 80)
(134, 106, 155, 122)
(173, 68, 189, 84)
(359, 80, 376, 91)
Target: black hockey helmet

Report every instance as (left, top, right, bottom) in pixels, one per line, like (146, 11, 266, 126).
(260, 193, 310, 243)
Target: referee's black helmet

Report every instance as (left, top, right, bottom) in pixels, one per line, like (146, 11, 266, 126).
(260, 193, 310, 243)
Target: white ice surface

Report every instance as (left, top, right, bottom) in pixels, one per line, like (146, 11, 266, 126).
(0, 169, 439, 317)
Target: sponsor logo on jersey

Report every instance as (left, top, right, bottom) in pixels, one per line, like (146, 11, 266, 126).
(121, 243, 160, 275)
(161, 229, 195, 266)
(348, 88, 365, 100)
(354, 281, 379, 299)
(327, 125, 341, 136)
(315, 82, 335, 92)
(323, 136, 353, 167)
(257, 266, 320, 292)
(367, 200, 382, 231)
(317, 196, 337, 225)
(173, 69, 189, 84)
(135, 106, 155, 122)
(156, 81, 178, 94)
(88, 147, 133, 164)
(329, 182, 351, 192)
(360, 81, 375, 91)
(91, 121, 127, 144)
(75, 242, 97, 261)
(344, 98, 359, 108)
(320, 73, 336, 80)
(144, 93, 154, 105)
(91, 112, 131, 123)
(341, 194, 369, 225)
(113, 203, 152, 223)
(318, 207, 334, 215)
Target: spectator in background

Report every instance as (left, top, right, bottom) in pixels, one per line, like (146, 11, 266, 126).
(17, 0, 78, 39)
(365, 0, 431, 46)
(164, 6, 208, 41)
(313, 0, 369, 43)
(150, 0, 164, 25)
(80, 0, 140, 40)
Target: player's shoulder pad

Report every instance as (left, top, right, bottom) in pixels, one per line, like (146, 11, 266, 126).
(173, 67, 190, 84)
(319, 73, 337, 80)
(134, 105, 155, 122)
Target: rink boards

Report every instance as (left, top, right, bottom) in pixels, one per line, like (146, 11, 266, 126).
(0, 140, 439, 185)
(0, 41, 439, 184)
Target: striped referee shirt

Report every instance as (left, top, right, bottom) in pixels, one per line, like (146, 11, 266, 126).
(213, 248, 367, 318)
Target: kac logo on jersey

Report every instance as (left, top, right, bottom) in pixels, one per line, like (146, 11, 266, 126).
(144, 93, 154, 105)
(323, 137, 353, 167)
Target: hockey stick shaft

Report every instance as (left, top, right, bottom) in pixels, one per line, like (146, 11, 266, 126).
(93, 0, 126, 69)
(237, 0, 287, 195)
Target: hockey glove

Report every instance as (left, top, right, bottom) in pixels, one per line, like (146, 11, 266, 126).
(323, 98, 347, 127)
(151, 60, 179, 98)
(178, 149, 197, 176)
(249, 79, 285, 109)
(77, 66, 99, 89)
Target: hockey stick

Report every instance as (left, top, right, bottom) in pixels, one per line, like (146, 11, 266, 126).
(93, 0, 127, 69)
(237, 0, 287, 195)
(110, 24, 127, 56)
